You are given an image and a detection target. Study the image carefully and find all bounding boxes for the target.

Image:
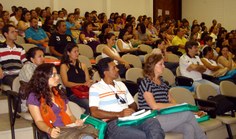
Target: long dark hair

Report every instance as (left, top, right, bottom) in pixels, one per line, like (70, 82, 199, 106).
(218, 45, 231, 56)
(25, 63, 66, 106)
(61, 42, 80, 66)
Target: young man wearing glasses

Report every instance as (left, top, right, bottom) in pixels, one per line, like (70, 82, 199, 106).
(89, 57, 164, 139)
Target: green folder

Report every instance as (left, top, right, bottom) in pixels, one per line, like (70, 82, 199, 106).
(196, 115, 210, 123)
(117, 110, 158, 126)
(80, 114, 107, 139)
(159, 103, 199, 115)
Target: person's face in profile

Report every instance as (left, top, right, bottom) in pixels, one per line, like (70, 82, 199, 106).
(105, 62, 119, 80)
(31, 50, 44, 66)
(48, 67, 60, 87)
(154, 58, 165, 76)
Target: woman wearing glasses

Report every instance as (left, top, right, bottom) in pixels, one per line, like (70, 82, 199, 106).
(138, 54, 206, 139)
(26, 63, 97, 139)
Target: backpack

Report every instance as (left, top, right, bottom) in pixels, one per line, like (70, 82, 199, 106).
(207, 95, 235, 117)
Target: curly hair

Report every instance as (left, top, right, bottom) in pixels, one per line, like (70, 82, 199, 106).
(25, 63, 66, 106)
(143, 54, 163, 79)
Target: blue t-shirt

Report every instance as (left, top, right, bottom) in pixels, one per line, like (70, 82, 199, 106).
(65, 21, 74, 36)
(25, 27, 48, 48)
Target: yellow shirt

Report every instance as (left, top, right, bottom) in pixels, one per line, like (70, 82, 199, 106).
(172, 36, 187, 54)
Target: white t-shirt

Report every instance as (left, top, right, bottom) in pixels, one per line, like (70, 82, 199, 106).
(102, 46, 120, 65)
(10, 16, 19, 26)
(89, 79, 134, 112)
(201, 45, 218, 57)
(202, 58, 218, 75)
(179, 54, 203, 81)
(115, 39, 132, 52)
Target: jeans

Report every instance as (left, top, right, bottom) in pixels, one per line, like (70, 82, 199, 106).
(156, 111, 207, 139)
(106, 118, 165, 139)
(193, 79, 220, 94)
(68, 94, 90, 114)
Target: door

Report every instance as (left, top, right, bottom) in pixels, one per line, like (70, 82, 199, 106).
(153, 0, 182, 22)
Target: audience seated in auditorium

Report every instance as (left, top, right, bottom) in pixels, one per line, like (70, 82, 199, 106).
(98, 23, 112, 44)
(25, 17, 49, 51)
(49, 20, 74, 58)
(42, 16, 56, 38)
(152, 39, 179, 75)
(200, 46, 228, 84)
(19, 47, 45, 112)
(19, 47, 44, 83)
(17, 10, 30, 37)
(79, 21, 100, 52)
(26, 63, 98, 139)
(116, 23, 146, 55)
(9, 7, 22, 26)
(38, 9, 47, 25)
(217, 45, 236, 70)
(209, 25, 219, 45)
(179, 41, 220, 93)
(65, 13, 81, 41)
(201, 36, 218, 60)
(60, 43, 92, 114)
(134, 23, 156, 47)
(89, 57, 165, 139)
(172, 28, 187, 54)
(51, 11, 58, 25)
(29, 9, 38, 19)
(0, 24, 27, 87)
(113, 16, 123, 31)
(1, 11, 13, 25)
(102, 33, 131, 78)
(138, 53, 207, 139)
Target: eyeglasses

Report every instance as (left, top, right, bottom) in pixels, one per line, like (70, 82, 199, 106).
(107, 82, 127, 105)
(50, 73, 59, 78)
(115, 93, 127, 105)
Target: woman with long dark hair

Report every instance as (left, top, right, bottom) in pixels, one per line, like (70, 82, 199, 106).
(26, 63, 97, 139)
(102, 33, 131, 78)
(60, 43, 92, 114)
(79, 21, 100, 52)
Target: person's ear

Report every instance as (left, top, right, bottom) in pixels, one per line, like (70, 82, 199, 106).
(3, 32, 7, 38)
(30, 57, 34, 63)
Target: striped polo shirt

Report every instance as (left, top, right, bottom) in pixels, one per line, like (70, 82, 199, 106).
(138, 77, 170, 110)
(89, 79, 134, 112)
(0, 42, 26, 72)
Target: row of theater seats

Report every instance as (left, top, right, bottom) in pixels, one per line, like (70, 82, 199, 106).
(5, 67, 236, 139)
(4, 38, 236, 138)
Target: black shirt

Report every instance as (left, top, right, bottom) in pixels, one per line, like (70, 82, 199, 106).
(49, 32, 74, 55)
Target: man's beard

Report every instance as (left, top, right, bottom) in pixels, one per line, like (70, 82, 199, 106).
(32, 26, 38, 29)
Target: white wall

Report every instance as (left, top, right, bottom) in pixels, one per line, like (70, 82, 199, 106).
(1, 0, 52, 12)
(182, 0, 236, 31)
(2, 0, 153, 20)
